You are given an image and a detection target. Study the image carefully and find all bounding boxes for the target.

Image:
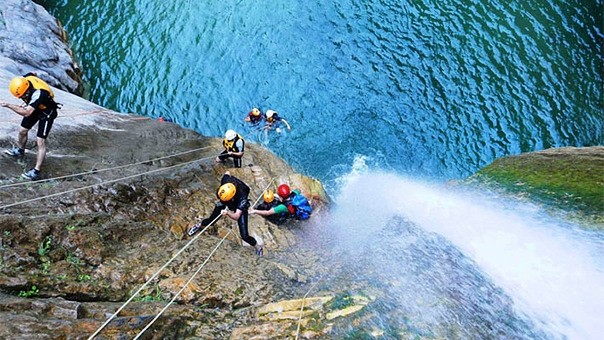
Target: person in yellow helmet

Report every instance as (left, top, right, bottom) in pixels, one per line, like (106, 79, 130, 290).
(188, 172, 263, 256)
(244, 107, 264, 125)
(215, 129, 245, 168)
(0, 73, 60, 180)
(252, 190, 288, 225)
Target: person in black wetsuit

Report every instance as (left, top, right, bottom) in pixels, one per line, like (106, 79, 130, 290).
(188, 172, 263, 256)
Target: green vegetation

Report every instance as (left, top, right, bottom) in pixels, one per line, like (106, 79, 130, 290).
(38, 236, 52, 257)
(326, 291, 355, 310)
(471, 149, 603, 228)
(18, 285, 39, 298)
(65, 219, 86, 231)
(135, 285, 166, 302)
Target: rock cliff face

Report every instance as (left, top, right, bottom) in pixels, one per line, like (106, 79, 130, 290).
(0, 0, 84, 95)
(0, 1, 332, 338)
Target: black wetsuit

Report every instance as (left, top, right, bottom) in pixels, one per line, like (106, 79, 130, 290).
(201, 174, 257, 246)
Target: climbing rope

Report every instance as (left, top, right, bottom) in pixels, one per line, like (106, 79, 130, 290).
(133, 229, 234, 340)
(0, 153, 217, 211)
(90, 180, 274, 338)
(0, 145, 212, 189)
(87, 213, 223, 340)
(295, 275, 325, 340)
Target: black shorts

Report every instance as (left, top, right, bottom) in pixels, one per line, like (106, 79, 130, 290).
(21, 110, 57, 139)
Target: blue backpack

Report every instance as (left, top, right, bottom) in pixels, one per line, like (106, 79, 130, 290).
(291, 193, 312, 220)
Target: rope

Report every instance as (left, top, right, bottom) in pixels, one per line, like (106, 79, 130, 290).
(0, 154, 217, 211)
(0, 146, 212, 189)
(87, 213, 223, 340)
(251, 177, 277, 208)
(128, 181, 272, 337)
(295, 275, 324, 340)
(89, 178, 269, 338)
(133, 229, 233, 339)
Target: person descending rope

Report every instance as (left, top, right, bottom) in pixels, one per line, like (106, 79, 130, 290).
(244, 107, 264, 125)
(250, 184, 312, 221)
(188, 171, 263, 256)
(265, 110, 291, 133)
(0, 73, 60, 180)
(252, 190, 289, 225)
(215, 129, 244, 168)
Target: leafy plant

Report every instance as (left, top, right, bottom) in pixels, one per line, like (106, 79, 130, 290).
(40, 261, 51, 275)
(38, 236, 52, 257)
(18, 285, 39, 298)
(78, 274, 92, 282)
(135, 285, 165, 302)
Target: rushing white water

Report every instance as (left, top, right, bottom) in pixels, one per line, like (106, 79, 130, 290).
(326, 156, 604, 339)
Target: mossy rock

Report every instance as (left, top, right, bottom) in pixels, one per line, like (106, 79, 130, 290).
(469, 146, 603, 228)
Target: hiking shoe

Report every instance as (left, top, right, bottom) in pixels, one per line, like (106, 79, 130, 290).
(21, 168, 40, 181)
(255, 246, 264, 256)
(188, 223, 202, 237)
(5, 147, 24, 157)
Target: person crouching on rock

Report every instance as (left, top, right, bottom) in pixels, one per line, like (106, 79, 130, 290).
(1, 73, 60, 181)
(188, 172, 263, 256)
(250, 190, 289, 225)
(215, 129, 244, 168)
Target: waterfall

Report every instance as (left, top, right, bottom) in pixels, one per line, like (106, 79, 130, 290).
(311, 157, 604, 339)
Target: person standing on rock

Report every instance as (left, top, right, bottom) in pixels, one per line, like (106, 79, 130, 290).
(215, 129, 245, 168)
(188, 172, 263, 256)
(1, 73, 60, 180)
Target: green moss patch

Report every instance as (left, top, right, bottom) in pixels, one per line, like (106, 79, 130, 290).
(471, 147, 603, 227)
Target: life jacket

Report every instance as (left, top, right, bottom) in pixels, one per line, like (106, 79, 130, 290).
(25, 75, 54, 99)
(288, 192, 312, 220)
(266, 114, 278, 123)
(248, 112, 263, 124)
(223, 134, 244, 152)
(24, 75, 57, 111)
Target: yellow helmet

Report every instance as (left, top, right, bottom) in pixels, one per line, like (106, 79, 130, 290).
(251, 108, 261, 116)
(9, 77, 30, 98)
(217, 183, 236, 202)
(263, 190, 274, 203)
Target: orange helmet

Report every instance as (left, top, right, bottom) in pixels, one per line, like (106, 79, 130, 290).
(277, 184, 291, 198)
(217, 183, 236, 202)
(9, 77, 30, 98)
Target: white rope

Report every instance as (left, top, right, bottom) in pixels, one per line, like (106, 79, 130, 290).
(295, 276, 324, 340)
(86, 213, 222, 340)
(88, 174, 270, 338)
(0, 154, 217, 211)
(133, 229, 233, 339)
(251, 177, 277, 208)
(131, 179, 275, 337)
(0, 146, 213, 189)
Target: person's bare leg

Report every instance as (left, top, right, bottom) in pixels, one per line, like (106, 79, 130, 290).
(35, 137, 46, 171)
(17, 127, 28, 149)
